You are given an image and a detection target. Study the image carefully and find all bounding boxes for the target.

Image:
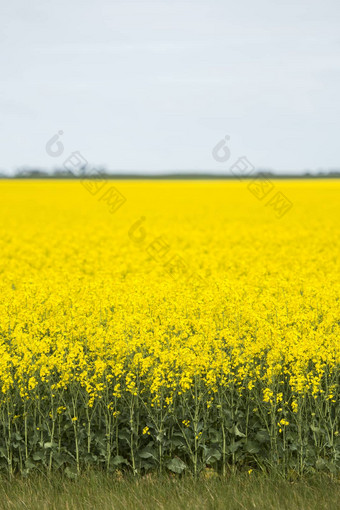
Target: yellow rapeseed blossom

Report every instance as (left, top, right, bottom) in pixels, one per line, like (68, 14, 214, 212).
(0, 179, 339, 474)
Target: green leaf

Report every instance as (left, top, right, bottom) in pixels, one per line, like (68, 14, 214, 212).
(25, 459, 36, 470)
(208, 428, 221, 443)
(53, 452, 69, 467)
(205, 448, 221, 464)
(65, 466, 78, 479)
(233, 425, 246, 437)
(32, 451, 45, 461)
(245, 441, 260, 454)
(228, 440, 243, 453)
(138, 451, 154, 459)
(315, 458, 326, 470)
(156, 432, 165, 442)
(171, 437, 187, 447)
(112, 455, 128, 466)
(255, 430, 270, 443)
(167, 457, 187, 474)
(326, 461, 336, 473)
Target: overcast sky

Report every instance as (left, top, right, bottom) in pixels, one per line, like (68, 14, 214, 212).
(1, 0, 340, 174)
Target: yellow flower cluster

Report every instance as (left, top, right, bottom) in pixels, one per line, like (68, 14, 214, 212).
(0, 179, 339, 474)
(1, 180, 339, 399)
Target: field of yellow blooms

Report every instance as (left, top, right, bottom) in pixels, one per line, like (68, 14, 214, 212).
(0, 179, 339, 477)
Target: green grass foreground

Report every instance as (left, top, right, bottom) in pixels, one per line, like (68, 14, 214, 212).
(0, 472, 338, 510)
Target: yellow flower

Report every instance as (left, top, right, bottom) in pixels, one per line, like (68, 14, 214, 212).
(0, 179, 338, 471)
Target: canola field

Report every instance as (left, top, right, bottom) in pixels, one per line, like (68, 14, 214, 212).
(0, 179, 339, 477)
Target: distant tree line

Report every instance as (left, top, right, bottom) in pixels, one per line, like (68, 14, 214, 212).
(1, 168, 340, 179)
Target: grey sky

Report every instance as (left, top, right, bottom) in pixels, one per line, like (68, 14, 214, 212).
(1, 0, 340, 174)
